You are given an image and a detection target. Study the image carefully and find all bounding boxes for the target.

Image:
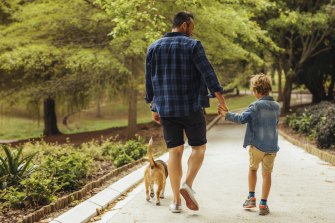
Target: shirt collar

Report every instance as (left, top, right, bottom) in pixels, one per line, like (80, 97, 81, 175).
(163, 32, 189, 38)
(259, 96, 275, 101)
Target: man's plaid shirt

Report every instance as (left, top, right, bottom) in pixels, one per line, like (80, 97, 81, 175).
(145, 32, 223, 117)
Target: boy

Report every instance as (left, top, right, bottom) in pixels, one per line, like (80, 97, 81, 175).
(219, 74, 280, 215)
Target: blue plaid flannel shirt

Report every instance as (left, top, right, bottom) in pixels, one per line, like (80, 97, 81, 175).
(145, 32, 224, 117)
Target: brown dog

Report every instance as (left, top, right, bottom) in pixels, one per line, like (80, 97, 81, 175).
(144, 138, 168, 205)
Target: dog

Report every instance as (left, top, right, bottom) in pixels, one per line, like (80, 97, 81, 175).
(144, 138, 168, 205)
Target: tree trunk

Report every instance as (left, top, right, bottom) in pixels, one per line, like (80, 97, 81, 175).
(96, 99, 102, 118)
(326, 74, 335, 101)
(277, 62, 283, 102)
(43, 97, 61, 136)
(282, 74, 294, 114)
(127, 88, 138, 139)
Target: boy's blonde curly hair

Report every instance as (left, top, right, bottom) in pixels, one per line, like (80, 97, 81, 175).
(250, 74, 272, 95)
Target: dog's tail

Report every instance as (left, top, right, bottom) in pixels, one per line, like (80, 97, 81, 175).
(148, 137, 155, 168)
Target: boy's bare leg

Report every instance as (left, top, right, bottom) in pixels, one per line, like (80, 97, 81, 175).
(185, 144, 206, 188)
(261, 171, 272, 200)
(168, 145, 184, 204)
(249, 169, 257, 193)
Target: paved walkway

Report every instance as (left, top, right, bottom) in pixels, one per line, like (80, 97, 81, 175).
(97, 122, 335, 223)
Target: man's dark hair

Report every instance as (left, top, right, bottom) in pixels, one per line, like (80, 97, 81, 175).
(172, 11, 194, 28)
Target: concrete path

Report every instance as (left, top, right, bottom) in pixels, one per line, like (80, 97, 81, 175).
(97, 122, 335, 223)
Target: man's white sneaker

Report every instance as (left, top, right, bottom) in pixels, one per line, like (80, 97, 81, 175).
(179, 183, 199, 211)
(169, 203, 182, 213)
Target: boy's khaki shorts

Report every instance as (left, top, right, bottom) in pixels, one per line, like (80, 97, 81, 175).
(249, 146, 277, 173)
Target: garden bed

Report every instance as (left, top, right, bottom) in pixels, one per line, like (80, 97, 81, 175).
(0, 114, 217, 223)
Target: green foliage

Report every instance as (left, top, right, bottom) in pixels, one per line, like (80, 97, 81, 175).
(286, 113, 312, 134)
(286, 102, 335, 148)
(0, 133, 149, 211)
(0, 146, 37, 189)
(22, 171, 58, 206)
(43, 151, 92, 191)
(102, 136, 147, 167)
(0, 186, 26, 209)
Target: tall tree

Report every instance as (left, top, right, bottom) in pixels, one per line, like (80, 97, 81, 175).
(95, 0, 278, 137)
(0, 0, 126, 136)
(263, 0, 335, 112)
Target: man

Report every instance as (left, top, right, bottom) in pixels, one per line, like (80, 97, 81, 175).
(145, 11, 228, 213)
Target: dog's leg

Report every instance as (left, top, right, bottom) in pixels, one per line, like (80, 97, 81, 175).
(145, 178, 150, 201)
(160, 178, 166, 199)
(156, 183, 163, 205)
(150, 183, 155, 198)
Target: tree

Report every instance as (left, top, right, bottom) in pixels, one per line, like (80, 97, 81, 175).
(95, 0, 278, 137)
(0, 0, 126, 136)
(264, 1, 335, 112)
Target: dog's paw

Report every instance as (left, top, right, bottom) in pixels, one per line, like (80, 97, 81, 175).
(146, 195, 150, 201)
(156, 201, 160, 206)
(150, 192, 155, 198)
(159, 195, 165, 199)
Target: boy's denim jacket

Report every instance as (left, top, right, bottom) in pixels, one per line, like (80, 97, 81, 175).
(225, 96, 280, 153)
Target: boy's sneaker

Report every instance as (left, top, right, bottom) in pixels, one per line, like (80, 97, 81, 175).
(259, 205, 270, 215)
(243, 197, 256, 208)
(169, 203, 182, 213)
(179, 183, 199, 211)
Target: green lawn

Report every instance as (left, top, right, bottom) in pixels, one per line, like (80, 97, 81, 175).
(0, 94, 255, 140)
(205, 94, 256, 114)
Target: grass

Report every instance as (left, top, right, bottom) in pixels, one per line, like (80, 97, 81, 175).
(0, 94, 254, 140)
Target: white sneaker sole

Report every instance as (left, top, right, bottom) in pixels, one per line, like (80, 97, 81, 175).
(180, 188, 199, 211)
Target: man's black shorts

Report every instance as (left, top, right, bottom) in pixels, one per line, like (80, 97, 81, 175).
(160, 109, 207, 148)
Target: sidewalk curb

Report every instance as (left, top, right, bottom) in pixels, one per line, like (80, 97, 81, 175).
(279, 129, 335, 166)
(51, 116, 223, 223)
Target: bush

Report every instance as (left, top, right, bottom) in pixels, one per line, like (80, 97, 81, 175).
(0, 186, 26, 209)
(287, 101, 335, 148)
(315, 107, 335, 148)
(22, 171, 58, 206)
(0, 146, 37, 189)
(43, 151, 92, 191)
(102, 136, 147, 167)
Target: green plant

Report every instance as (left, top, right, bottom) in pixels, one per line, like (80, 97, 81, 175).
(44, 152, 92, 191)
(0, 145, 37, 188)
(113, 153, 133, 168)
(0, 186, 26, 209)
(287, 102, 335, 148)
(22, 171, 58, 206)
(102, 137, 147, 167)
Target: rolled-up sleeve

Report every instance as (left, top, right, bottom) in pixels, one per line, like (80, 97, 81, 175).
(145, 48, 154, 104)
(193, 41, 224, 94)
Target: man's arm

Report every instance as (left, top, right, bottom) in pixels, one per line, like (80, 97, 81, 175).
(193, 41, 228, 111)
(145, 48, 154, 104)
(145, 48, 160, 125)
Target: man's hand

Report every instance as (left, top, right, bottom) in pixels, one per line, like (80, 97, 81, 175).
(218, 104, 228, 118)
(152, 112, 161, 125)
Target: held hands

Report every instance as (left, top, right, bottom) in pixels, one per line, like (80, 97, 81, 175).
(218, 103, 228, 118)
(152, 112, 161, 125)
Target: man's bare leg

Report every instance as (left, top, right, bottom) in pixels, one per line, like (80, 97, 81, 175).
(185, 144, 206, 188)
(168, 145, 184, 204)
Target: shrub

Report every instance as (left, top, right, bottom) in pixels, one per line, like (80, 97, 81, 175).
(287, 101, 335, 148)
(0, 145, 37, 189)
(44, 151, 92, 191)
(0, 186, 26, 209)
(315, 107, 335, 148)
(102, 136, 147, 167)
(22, 171, 58, 206)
